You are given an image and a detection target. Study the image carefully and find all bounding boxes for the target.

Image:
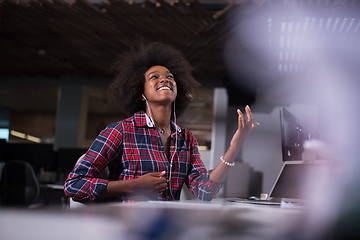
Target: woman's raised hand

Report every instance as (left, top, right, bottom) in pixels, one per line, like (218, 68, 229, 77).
(230, 105, 260, 150)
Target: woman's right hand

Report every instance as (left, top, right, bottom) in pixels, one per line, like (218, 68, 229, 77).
(102, 171, 167, 198)
(135, 171, 167, 193)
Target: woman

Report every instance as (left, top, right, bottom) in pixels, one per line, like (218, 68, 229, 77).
(64, 42, 259, 202)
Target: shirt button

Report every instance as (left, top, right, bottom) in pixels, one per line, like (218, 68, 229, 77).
(165, 179, 170, 183)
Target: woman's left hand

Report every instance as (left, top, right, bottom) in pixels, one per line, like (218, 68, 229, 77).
(230, 105, 260, 150)
(209, 105, 260, 183)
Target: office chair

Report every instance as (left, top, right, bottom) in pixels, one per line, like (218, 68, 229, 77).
(0, 160, 40, 207)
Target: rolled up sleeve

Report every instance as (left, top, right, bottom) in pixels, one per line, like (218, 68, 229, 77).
(187, 137, 222, 201)
(64, 123, 123, 202)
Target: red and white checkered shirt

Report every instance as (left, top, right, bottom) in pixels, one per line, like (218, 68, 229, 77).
(64, 111, 221, 202)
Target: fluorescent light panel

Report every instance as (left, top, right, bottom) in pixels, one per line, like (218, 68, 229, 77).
(10, 130, 41, 143)
(275, 16, 359, 73)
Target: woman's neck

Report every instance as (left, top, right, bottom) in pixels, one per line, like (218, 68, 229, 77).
(146, 103, 172, 130)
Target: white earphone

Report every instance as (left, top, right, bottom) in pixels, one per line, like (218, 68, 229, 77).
(169, 100, 177, 200)
(142, 92, 177, 200)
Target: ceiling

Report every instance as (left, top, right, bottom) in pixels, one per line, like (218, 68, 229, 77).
(1, 0, 359, 144)
(0, 0, 270, 102)
(1, 0, 358, 98)
(0, 0, 228, 80)
(0, 0, 258, 145)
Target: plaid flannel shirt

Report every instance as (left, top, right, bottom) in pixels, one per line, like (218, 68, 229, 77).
(64, 111, 221, 202)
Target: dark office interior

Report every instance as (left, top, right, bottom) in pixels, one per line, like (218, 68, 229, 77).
(1, 0, 360, 239)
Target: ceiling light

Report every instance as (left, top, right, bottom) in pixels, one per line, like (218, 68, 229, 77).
(10, 130, 41, 143)
(10, 130, 25, 139)
(26, 135, 41, 143)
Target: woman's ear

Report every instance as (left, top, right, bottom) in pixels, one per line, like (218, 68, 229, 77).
(141, 94, 147, 101)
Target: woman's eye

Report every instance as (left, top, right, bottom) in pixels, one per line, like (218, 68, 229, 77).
(167, 75, 174, 79)
(150, 75, 158, 80)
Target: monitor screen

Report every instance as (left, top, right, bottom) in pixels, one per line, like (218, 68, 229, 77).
(0, 128, 9, 141)
(280, 107, 307, 161)
(3, 143, 55, 174)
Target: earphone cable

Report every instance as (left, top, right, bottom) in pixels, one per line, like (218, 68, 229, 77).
(168, 100, 177, 200)
(144, 94, 176, 200)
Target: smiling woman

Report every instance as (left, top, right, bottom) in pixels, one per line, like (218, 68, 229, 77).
(108, 41, 200, 118)
(144, 65, 177, 106)
(64, 41, 259, 203)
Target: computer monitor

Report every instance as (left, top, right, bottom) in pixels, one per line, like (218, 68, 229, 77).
(268, 161, 308, 200)
(280, 107, 308, 161)
(3, 143, 55, 174)
(268, 160, 330, 202)
(0, 128, 9, 141)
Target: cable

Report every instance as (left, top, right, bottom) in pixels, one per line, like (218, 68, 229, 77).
(143, 94, 156, 126)
(168, 100, 177, 200)
(143, 94, 177, 200)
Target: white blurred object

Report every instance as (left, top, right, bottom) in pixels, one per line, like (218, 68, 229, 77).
(0, 210, 124, 240)
(303, 139, 332, 160)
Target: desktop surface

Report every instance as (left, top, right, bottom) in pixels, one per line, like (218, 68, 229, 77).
(0, 199, 306, 240)
(76, 199, 305, 239)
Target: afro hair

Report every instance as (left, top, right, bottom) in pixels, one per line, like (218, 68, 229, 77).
(109, 41, 201, 117)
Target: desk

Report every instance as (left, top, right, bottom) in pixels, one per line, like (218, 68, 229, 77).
(0, 200, 305, 240)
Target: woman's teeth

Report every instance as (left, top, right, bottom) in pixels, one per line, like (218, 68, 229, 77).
(158, 87, 171, 91)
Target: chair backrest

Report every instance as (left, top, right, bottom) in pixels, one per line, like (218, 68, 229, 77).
(0, 160, 40, 206)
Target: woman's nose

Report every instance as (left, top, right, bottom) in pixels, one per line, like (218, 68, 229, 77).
(160, 77, 169, 83)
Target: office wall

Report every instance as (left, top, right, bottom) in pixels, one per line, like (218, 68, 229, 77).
(9, 111, 56, 142)
(0, 106, 10, 128)
(240, 107, 283, 194)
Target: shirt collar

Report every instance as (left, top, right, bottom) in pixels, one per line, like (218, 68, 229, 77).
(171, 121, 182, 133)
(134, 111, 181, 133)
(144, 112, 155, 127)
(134, 111, 149, 127)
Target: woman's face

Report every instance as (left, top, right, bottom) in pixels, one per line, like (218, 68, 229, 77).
(143, 65, 177, 104)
